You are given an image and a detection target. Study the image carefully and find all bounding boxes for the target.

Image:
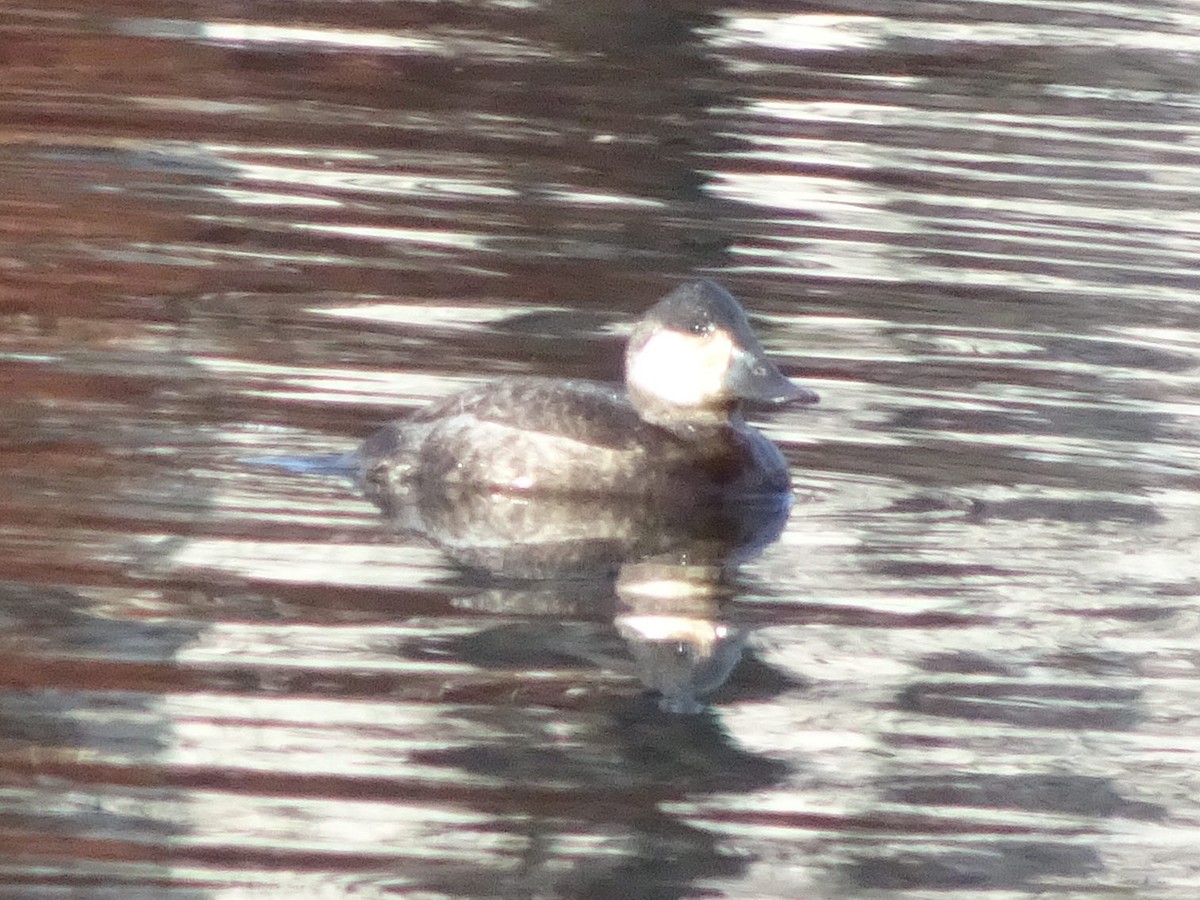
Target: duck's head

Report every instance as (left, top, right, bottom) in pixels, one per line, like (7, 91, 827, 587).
(624, 280, 818, 425)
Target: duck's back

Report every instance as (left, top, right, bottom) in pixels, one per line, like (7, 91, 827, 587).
(356, 376, 771, 496)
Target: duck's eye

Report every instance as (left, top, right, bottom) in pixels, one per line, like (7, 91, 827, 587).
(685, 320, 712, 336)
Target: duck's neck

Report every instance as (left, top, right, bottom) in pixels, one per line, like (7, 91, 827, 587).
(627, 386, 738, 435)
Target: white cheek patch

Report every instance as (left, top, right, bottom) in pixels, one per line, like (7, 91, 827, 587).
(627, 330, 733, 407)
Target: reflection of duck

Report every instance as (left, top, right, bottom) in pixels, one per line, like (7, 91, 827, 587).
(430, 555, 773, 716)
(358, 280, 817, 498)
(614, 559, 750, 714)
(409, 498, 789, 713)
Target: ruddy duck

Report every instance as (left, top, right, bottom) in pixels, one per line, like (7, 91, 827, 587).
(356, 280, 817, 498)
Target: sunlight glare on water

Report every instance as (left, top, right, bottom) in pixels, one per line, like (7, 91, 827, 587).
(2, 0, 1200, 896)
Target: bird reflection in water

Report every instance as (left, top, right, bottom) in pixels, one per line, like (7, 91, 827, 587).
(371, 480, 792, 713)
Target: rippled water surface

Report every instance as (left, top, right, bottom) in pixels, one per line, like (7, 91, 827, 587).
(4, 1, 1200, 896)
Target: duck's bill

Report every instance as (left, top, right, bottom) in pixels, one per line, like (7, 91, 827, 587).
(728, 349, 819, 405)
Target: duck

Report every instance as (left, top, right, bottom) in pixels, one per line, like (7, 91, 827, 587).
(354, 279, 817, 499)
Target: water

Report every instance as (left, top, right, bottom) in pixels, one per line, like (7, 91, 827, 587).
(2, 0, 1200, 896)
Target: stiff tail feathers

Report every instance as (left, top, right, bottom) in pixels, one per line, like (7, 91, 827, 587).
(240, 451, 359, 476)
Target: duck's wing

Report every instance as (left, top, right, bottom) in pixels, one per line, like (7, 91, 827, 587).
(410, 377, 660, 450)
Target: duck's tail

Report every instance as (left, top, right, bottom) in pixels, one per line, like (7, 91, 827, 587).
(240, 451, 359, 477)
